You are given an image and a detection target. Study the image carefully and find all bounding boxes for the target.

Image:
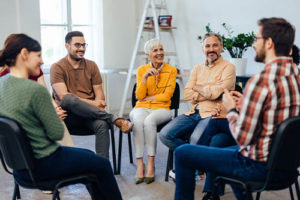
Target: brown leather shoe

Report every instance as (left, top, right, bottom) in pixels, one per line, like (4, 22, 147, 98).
(114, 118, 134, 133)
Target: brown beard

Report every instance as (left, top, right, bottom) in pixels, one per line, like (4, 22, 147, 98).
(255, 49, 266, 63)
(69, 53, 83, 61)
(207, 53, 220, 64)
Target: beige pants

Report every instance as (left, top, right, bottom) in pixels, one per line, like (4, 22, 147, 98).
(58, 122, 75, 147)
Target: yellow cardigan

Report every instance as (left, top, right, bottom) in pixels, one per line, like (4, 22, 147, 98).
(135, 63, 177, 110)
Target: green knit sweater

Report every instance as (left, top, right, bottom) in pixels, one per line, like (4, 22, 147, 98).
(0, 75, 64, 159)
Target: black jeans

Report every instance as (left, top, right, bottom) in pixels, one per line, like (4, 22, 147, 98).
(14, 146, 122, 200)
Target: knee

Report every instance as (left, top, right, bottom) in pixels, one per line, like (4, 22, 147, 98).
(174, 144, 190, 161)
(131, 118, 144, 128)
(159, 125, 174, 142)
(95, 155, 112, 171)
(143, 118, 156, 129)
(94, 120, 109, 134)
(159, 128, 168, 141)
(60, 94, 78, 109)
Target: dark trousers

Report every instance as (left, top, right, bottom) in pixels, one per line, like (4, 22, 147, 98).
(196, 118, 237, 195)
(174, 144, 267, 200)
(60, 94, 116, 158)
(14, 146, 122, 200)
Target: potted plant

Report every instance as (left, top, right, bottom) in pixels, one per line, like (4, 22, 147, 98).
(198, 23, 255, 75)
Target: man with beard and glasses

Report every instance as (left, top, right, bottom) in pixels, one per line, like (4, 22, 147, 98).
(159, 32, 236, 163)
(50, 31, 133, 159)
(174, 18, 300, 200)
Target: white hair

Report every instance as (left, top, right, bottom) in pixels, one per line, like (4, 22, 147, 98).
(144, 39, 163, 54)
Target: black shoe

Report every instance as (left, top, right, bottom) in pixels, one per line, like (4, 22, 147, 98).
(202, 192, 220, 200)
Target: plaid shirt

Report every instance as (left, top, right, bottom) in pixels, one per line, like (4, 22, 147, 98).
(227, 57, 300, 162)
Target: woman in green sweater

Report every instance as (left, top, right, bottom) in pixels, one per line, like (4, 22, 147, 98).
(0, 33, 122, 200)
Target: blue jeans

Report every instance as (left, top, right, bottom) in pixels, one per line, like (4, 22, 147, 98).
(196, 118, 234, 146)
(14, 146, 122, 200)
(159, 110, 205, 150)
(195, 118, 237, 195)
(174, 144, 269, 200)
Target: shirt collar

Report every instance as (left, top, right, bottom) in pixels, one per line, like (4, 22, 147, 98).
(205, 56, 223, 68)
(150, 62, 165, 71)
(64, 56, 86, 70)
(265, 56, 293, 66)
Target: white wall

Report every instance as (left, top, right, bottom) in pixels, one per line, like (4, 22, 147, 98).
(102, 0, 137, 69)
(0, 0, 41, 45)
(164, 0, 300, 75)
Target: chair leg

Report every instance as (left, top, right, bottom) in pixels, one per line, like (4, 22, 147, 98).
(255, 192, 261, 200)
(288, 186, 295, 200)
(165, 149, 173, 181)
(110, 127, 117, 175)
(52, 190, 60, 200)
(117, 129, 123, 174)
(294, 179, 300, 199)
(12, 182, 20, 200)
(85, 182, 97, 200)
(128, 132, 133, 164)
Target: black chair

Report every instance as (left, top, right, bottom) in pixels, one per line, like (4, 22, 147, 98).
(235, 84, 243, 94)
(0, 117, 99, 200)
(117, 82, 180, 175)
(51, 93, 117, 174)
(213, 116, 300, 200)
(67, 125, 117, 174)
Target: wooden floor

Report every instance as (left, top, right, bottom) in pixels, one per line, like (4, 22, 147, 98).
(0, 132, 297, 200)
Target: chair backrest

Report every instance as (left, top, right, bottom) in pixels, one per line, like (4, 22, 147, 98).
(267, 116, 300, 172)
(0, 117, 35, 171)
(131, 82, 180, 110)
(235, 84, 243, 94)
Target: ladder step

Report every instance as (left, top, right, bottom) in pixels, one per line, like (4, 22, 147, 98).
(143, 26, 177, 31)
(137, 51, 177, 56)
(148, 4, 167, 9)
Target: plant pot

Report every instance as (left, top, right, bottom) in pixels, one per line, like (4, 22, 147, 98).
(230, 58, 247, 76)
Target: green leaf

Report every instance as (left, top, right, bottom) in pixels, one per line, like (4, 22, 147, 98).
(198, 23, 255, 58)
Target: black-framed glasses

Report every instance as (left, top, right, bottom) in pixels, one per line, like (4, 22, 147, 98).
(72, 43, 88, 48)
(253, 36, 265, 42)
(154, 72, 171, 89)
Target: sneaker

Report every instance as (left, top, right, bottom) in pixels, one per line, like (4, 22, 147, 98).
(169, 169, 176, 182)
(114, 118, 134, 133)
(202, 192, 220, 200)
(196, 170, 205, 181)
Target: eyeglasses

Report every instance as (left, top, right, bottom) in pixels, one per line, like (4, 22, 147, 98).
(72, 43, 88, 48)
(154, 72, 171, 89)
(253, 36, 265, 42)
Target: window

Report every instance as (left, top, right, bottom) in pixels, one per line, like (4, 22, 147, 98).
(39, 0, 102, 69)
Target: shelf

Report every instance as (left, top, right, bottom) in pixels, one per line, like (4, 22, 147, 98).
(137, 51, 177, 56)
(143, 26, 177, 31)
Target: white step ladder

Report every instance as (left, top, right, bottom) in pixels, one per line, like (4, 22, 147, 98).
(118, 0, 183, 117)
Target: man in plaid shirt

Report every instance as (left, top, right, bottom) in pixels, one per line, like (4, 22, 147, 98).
(174, 18, 300, 200)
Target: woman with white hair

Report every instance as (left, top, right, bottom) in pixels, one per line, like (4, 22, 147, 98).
(129, 39, 177, 184)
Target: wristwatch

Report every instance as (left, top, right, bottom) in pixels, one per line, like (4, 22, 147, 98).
(227, 107, 239, 114)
